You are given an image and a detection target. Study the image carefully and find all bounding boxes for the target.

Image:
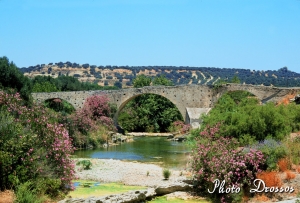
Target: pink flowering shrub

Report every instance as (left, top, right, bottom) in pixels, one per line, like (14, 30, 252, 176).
(168, 120, 191, 134)
(67, 94, 115, 148)
(191, 123, 265, 202)
(0, 91, 75, 194)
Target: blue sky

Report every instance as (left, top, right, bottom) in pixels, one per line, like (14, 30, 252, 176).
(0, 0, 299, 72)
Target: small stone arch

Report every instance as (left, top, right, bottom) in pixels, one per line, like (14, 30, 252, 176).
(42, 97, 76, 113)
(214, 84, 279, 105)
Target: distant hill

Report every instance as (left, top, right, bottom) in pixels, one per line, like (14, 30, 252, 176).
(20, 62, 300, 87)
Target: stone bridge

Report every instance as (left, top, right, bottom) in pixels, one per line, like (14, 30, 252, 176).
(31, 84, 300, 125)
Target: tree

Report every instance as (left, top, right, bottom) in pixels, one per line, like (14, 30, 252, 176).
(32, 81, 59, 92)
(133, 75, 151, 88)
(114, 81, 122, 89)
(152, 75, 173, 86)
(0, 56, 32, 103)
(230, 75, 240, 83)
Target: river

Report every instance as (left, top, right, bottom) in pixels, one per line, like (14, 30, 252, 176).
(73, 136, 191, 169)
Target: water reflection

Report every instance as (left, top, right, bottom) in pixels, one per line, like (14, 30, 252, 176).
(73, 137, 190, 169)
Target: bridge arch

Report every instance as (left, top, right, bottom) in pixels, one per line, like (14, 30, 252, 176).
(113, 92, 184, 127)
(213, 83, 296, 105)
(43, 98, 76, 113)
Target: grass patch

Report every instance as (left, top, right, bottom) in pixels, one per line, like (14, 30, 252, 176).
(68, 180, 146, 198)
(149, 196, 211, 203)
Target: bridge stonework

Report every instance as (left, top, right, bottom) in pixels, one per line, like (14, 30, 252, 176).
(31, 84, 300, 124)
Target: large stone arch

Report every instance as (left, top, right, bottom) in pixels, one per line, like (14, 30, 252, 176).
(113, 92, 185, 125)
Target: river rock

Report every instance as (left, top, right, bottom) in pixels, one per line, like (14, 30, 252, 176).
(58, 190, 148, 203)
(154, 182, 193, 195)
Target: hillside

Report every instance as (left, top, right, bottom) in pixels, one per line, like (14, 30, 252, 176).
(20, 62, 300, 87)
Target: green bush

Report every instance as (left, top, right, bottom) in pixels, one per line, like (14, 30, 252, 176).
(248, 138, 287, 170)
(163, 169, 171, 180)
(76, 160, 92, 170)
(35, 178, 63, 199)
(0, 91, 75, 193)
(193, 91, 300, 145)
(14, 181, 46, 203)
(284, 136, 300, 165)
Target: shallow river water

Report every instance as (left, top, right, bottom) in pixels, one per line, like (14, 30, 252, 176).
(74, 136, 191, 169)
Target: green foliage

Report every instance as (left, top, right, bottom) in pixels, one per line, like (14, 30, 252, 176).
(152, 75, 173, 86)
(193, 91, 299, 145)
(230, 75, 240, 83)
(0, 91, 75, 195)
(118, 94, 183, 132)
(162, 168, 171, 180)
(226, 90, 253, 103)
(133, 74, 152, 88)
(37, 178, 63, 199)
(76, 160, 92, 170)
(0, 107, 36, 189)
(32, 81, 58, 92)
(43, 99, 75, 114)
(213, 78, 227, 89)
(0, 56, 32, 104)
(248, 138, 287, 171)
(213, 76, 240, 89)
(31, 75, 118, 92)
(14, 181, 46, 203)
(284, 136, 300, 165)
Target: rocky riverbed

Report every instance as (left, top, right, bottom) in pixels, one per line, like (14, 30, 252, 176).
(74, 158, 190, 187)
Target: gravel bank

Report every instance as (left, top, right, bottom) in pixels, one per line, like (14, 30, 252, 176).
(74, 158, 189, 187)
